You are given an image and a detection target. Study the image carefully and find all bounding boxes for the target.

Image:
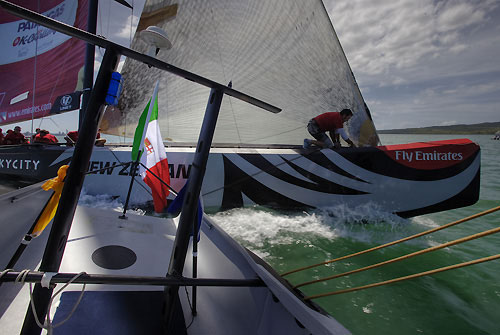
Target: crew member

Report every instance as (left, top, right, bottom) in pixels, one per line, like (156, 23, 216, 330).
(66, 130, 79, 144)
(31, 128, 40, 143)
(4, 126, 26, 145)
(304, 109, 356, 149)
(34, 129, 58, 144)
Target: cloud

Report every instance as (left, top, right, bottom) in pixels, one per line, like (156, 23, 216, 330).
(326, 0, 500, 128)
(440, 120, 458, 126)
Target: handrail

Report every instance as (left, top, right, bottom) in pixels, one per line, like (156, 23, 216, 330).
(0, 270, 264, 287)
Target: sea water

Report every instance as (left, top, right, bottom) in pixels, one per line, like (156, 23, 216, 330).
(210, 134, 500, 335)
(1, 134, 498, 334)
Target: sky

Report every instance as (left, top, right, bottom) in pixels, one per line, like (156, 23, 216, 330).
(325, 0, 500, 129)
(15, 0, 500, 133)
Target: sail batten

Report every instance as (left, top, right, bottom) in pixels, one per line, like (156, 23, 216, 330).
(103, 0, 380, 146)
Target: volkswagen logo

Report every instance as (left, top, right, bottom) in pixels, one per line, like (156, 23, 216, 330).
(61, 95, 72, 106)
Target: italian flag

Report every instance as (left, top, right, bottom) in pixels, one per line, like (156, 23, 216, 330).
(131, 81, 170, 213)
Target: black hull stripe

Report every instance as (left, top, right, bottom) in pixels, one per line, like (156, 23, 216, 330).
(396, 169, 481, 218)
(221, 156, 310, 210)
(237, 153, 368, 195)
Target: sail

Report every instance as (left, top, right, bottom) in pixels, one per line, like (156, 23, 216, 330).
(102, 0, 380, 146)
(0, 0, 87, 126)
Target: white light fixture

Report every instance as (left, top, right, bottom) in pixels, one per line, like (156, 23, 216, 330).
(140, 26, 172, 57)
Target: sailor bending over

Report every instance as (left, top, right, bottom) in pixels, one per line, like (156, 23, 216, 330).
(304, 109, 356, 149)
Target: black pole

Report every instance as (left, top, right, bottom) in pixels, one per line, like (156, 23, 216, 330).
(0, 271, 264, 287)
(119, 158, 139, 219)
(192, 208, 199, 315)
(163, 88, 224, 332)
(80, 0, 98, 130)
(3, 192, 54, 271)
(20, 47, 120, 335)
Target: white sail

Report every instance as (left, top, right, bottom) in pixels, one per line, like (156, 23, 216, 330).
(102, 0, 380, 146)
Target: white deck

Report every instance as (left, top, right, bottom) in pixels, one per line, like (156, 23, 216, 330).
(0, 186, 349, 334)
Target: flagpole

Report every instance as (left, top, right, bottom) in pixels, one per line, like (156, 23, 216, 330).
(119, 158, 139, 219)
(122, 81, 161, 218)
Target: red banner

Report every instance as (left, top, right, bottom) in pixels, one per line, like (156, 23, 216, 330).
(0, 0, 88, 126)
(378, 139, 479, 170)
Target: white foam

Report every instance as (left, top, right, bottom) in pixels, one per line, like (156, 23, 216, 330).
(78, 187, 145, 216)
(209, 203, 411, 251)
(210, 207, 338, 248)
(411, 215, 441, 228)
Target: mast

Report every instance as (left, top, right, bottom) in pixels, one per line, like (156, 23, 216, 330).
(79, 0, 98, 130)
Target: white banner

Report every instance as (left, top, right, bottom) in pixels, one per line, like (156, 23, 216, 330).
(0, 0, 77, 65)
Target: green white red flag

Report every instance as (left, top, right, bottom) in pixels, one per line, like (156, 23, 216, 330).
(131, 81, 170, 213)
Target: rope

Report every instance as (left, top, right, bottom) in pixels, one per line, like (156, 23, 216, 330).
(2, 269, 88, 334)
(0, 268, 14, 280)
(28, 272, 87, 335)
(138, 162, 178, 196)
(91, 148, 152, 196)
(294, 224, 500, 288)
(304, 254, 500, 300)
(16, 269, 31, 284)
(282, 204, 500, 276)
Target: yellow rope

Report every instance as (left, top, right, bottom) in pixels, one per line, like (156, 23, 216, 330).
(282, 205, 500, 277)
(304, 254, 500, 300)
(294, 225, 500, 288)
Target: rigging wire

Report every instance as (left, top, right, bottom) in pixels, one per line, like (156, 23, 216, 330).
(209, 5, 242, 143)
(30, 0, 41, 135)
(244, 125, 306, 144)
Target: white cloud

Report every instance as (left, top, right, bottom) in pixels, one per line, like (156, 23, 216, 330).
(440, 120, 459, 126)
(326, 0, 500, 128)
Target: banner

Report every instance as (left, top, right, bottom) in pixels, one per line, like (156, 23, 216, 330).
(0, 0, 88, 125)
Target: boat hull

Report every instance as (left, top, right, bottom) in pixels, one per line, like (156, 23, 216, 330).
(0, 139, 480, 217)
(0, 190, 349, 334)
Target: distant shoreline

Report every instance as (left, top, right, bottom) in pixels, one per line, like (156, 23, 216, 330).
(378, 121, 500, 135)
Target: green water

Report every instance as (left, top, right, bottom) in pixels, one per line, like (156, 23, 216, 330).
(211, 134, 500, 335)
